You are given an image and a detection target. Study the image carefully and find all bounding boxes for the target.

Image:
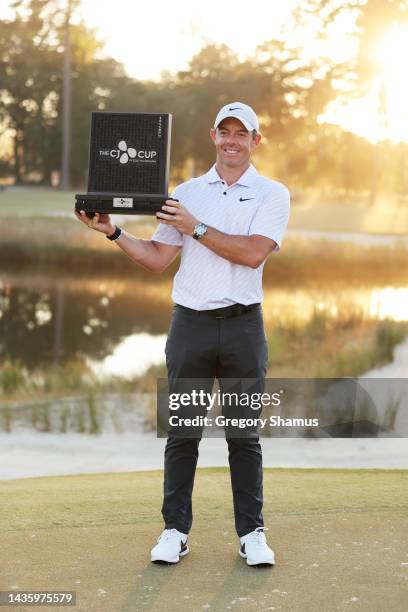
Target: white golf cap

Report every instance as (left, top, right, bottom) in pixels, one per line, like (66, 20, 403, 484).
(214, 101, 259, 133)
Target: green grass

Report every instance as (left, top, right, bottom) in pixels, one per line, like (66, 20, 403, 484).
(265, 315, 408, 378)
(2, 188, 408, 284)
(2, 186, 408, 234)
(1, 468, 407, 611)
(0, 187, 76, 216)
(290, 199, 408, 235)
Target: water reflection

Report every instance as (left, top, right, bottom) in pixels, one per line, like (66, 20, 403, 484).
(262, 286, 408, 326)
(87, 332, 167, 379)
(1, 269, 408, 376)
(0, 273, 172, 370)
(369, 287, 408, 321)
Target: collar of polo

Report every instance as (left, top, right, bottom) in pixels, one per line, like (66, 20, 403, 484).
(205, 164, 258, 187)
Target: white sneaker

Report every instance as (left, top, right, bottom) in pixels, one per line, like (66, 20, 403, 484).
(239, 527, 275, 566)
(151, 529, 189, 564)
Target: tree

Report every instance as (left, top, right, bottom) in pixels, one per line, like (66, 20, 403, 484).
(0, 1, 62, 183)
(0, 0, 134, 186)
(293, 0, 408, 200)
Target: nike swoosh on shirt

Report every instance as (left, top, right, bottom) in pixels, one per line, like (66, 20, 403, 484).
(239, 197, 254, 202)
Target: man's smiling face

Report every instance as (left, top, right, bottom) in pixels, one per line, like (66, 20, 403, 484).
(210, 117, 260, 170)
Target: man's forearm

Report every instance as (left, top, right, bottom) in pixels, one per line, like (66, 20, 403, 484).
(156, 200, 273, 267)
(113, 230, 162, 273)
(198, 226, 264, 268)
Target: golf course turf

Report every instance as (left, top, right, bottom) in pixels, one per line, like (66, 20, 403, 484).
(1, 468, 408, 611)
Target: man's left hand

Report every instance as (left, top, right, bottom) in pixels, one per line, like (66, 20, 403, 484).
(156, 200, 199, 236)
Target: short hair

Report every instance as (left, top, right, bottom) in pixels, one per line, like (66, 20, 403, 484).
(214, 126, 258, 139)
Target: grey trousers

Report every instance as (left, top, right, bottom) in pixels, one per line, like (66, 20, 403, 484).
(162, 303, 268, 538)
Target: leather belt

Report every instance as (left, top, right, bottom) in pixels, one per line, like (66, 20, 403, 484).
(175, 303, 260, 319)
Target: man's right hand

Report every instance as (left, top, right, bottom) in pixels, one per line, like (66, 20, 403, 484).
(74, 210, 115, 236)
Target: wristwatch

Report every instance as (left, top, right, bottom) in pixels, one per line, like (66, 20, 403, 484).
(193, 222, 208, 240)
(106, 225, 122, 241)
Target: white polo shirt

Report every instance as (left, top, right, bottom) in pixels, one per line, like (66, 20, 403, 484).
(151, 164, 290, 310)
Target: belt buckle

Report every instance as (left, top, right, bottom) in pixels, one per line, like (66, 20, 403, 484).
(214, 308, 227, 319)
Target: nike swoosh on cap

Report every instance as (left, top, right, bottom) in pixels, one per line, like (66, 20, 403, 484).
(239, 197, 254, 202)
(229, 107, 241, 110)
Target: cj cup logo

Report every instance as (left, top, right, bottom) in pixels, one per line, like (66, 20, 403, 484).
(99, 140, 157, 164)
(118, 140, 136, 164)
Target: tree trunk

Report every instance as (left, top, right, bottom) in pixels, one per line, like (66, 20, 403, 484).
(13, 128, 23, 185)
(369, 143, 381, 207)
(60, 1, 72, 190)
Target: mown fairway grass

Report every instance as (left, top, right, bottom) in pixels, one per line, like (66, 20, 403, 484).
(0, 188, 76, 216)
(2, 187, 408, 283)
(1, 468, 408, 611)
(2, 186, 408, 235)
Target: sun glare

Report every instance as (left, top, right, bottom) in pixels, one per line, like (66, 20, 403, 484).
(323, 22, 408, 144)
(373, 23, 408, 142)
(2, 1, 408, 145)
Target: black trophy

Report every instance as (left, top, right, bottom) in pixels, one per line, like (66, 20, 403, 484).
(75, 111, 172, 215)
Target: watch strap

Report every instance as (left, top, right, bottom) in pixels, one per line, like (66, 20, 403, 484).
(106, 225, 122, 241)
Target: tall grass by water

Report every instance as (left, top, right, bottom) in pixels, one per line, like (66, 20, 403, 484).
(2, 188, 408, 432)
(1, 313, 407, 433)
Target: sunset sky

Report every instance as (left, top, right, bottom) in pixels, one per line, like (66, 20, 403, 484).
(2, 0, 408, 143)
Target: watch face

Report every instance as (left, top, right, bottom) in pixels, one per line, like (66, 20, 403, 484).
(194, 223, 207, 238)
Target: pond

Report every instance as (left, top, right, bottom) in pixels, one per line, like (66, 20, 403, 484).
(1, 264, 408, 379)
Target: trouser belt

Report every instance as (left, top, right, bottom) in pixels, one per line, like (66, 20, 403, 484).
(175, 302, 260, 319)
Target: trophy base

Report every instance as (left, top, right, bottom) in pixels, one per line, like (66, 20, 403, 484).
(75, 193, 170, 216)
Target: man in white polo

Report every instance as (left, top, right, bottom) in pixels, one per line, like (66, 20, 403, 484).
(75, 101, 290, 567)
